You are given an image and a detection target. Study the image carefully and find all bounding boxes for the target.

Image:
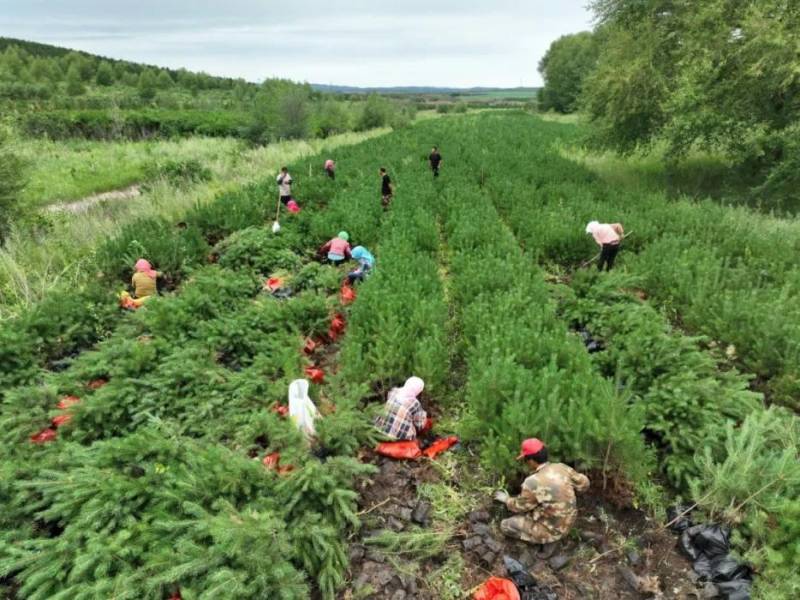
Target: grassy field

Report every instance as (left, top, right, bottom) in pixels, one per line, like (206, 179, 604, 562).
(15, 137, 245, 208)
(0, 128, 389, 317)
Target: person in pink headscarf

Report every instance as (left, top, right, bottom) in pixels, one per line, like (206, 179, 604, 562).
(324, 159, 335, 180)
(131, 258, 160, 299)
(374, 376, 428, 440)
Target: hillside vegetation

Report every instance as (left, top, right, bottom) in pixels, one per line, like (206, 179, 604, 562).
(0, 113, 797, 599)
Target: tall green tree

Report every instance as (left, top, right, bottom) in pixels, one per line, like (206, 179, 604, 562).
(583, 0, 800, 200)
(538, 31, 598, 113)
(155, 70, 174, 89)
(95, 60, 115, 86)
(137, 68, 158, 101)
(0, 129, 25, 244)
(65, 63, 85, 96)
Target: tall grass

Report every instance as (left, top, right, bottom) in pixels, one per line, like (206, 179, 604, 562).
(0, 128, 389, 318)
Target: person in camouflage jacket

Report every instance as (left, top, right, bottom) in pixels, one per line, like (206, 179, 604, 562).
(494, 438, 590, 545)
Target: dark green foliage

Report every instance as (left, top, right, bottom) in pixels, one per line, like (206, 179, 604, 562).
(538, 31, 598, 113)
(96, 218, 208, 285)
(214, 226, 305, 275)
(144, 158, 212, 187)
(0, 127, 26, 242)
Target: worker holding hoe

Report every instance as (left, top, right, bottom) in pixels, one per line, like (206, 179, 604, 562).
(586, 220, 624, 271)
(380, 167, 394, 210)
(374, 376, 429, 440)
(494, 438, 590, 555)
(276, 166, 293, 206)
(318, 231, 352, 266)
(429, 146, 442, 177)
(119, 258, 160, 309)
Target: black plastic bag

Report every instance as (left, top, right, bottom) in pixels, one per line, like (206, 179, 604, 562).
(710, 556, 751, 583)
(716, 580, 752, 600)
(666, 504, 693, 533)
(503, 556, 558, 600)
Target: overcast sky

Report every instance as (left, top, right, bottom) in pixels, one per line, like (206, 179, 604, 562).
(0, 1, 594, 87)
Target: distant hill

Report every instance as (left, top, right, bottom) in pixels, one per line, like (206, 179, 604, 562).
(312, 84, 539, 96)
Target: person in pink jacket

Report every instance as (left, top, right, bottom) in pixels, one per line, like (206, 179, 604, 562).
(318, 231, 351, 266)
(324, 159, 335, 180)
(586, 221, 624, 271)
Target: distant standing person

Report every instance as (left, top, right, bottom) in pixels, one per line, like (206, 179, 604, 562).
(324, 159, 336, 180)
(585, 220, 624, 271)
(429, 146, 442, 177)
(277, 166, 293, 205)
(380, 167, 394, 210)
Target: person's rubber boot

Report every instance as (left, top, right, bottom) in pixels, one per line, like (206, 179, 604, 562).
(536, 541, 560, 559)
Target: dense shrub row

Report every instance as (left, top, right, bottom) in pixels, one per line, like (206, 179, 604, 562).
(20, 109, 251, 140)
(464, 112, 799, 599)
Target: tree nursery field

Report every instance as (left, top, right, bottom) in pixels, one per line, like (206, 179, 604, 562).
(1, 113, 798, 599)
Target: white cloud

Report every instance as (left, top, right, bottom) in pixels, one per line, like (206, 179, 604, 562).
(0, 0, 594, 86)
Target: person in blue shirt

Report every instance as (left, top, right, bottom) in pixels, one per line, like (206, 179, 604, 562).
(347, 246, 375, 284)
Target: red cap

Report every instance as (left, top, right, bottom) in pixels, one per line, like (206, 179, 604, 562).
(516, 438, 545, 460)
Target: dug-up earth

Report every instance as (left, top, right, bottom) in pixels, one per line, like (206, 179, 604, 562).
(341, 450, 705, 600)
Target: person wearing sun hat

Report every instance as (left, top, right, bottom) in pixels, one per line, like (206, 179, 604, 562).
(494, 438, 590, 553)
(318, 231, 352, 265)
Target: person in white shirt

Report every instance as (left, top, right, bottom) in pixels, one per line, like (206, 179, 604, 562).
(277, 166, 293, 205)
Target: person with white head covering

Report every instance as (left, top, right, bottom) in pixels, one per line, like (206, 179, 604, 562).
(288, 379, 320, 439)
(374, 376, 427, 440)
(585, 220, 624, 271)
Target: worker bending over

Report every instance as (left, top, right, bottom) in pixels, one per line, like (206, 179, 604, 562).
(586, 220, 624, 271)
(494, 438, 589, 553)
(348, 246, 375, 284)
(318, 231, 351, 266)
(374, 377, 427, 440)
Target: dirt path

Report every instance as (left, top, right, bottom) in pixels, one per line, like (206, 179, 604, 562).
(44, 184, 142, 214)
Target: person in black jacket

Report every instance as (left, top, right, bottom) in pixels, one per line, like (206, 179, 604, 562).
(429, 146, 442, 177)
(380, 167, 394, 210)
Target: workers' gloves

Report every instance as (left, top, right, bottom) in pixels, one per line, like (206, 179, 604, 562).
(493, 490, 510, 505)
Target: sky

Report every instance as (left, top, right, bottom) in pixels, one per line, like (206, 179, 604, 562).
(0, 1, 594, 88)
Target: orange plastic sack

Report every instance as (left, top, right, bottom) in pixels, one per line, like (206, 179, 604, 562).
(473, 577, 520, 600)
(30, 428, 57, 444)
(340, 283, 356, 305)
(266, 277, 284, 292)
(87, 378, 108, 390)
(330, 313, 346, 334)
(57, 395, 80, 409)
(376, 440, 422, 459)
(303, 338, 318, 355)
(305, 366, 325, 384)
(52, 414, 72, 428)
(422, 436, 459, 459)
(271, 403, 289, 417)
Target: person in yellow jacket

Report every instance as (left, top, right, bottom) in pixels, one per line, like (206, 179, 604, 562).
(119, 258, 160, 309)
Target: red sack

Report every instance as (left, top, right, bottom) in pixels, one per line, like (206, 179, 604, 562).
(473, 577, 520, 600)
(262, 452, 294, 475)
(376, 440, 421, 460)
(266, 277, 283, 292)
(422, 436, 459, 459)
(262, 452, 281, 469)
(57, 395, 80, 409)
(52, 414, 72, 428)
(30, 428, 57, 444)
(340, 284, 356, 305)
(330, 314, 346, 334)
(422, 417, 434, 433)
(305, 366, 325, 384)
(271, 403, 289, 417)
(303, 338, 317, 355)
(87, 378, 108, 390)
(327, 327, 340, 342)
